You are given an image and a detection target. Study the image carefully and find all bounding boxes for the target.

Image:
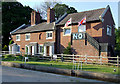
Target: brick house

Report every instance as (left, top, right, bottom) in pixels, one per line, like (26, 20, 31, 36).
(9, 5, 115, 57)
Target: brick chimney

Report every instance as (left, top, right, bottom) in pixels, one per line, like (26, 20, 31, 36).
(31, 10, 41, 26)
(47, 7, 55, 23)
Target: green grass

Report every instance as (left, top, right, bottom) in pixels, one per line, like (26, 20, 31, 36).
(3, 60, 120, 75)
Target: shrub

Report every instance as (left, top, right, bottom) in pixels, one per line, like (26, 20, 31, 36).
(9, 40, 13, 45)
(2, 54, 15, 61)
(15, 55, 23, 61)
(30, 57, 40, 61)
(2, 45, 8, 51)
(3, 54, 13, 58)
(63, 42, 72, 54)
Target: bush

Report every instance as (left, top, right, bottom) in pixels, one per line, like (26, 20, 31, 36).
(2, 54, 15, 61)
(63, 42, 72, 54)
(9, 40, 13, 45)
(2, 45, 8, 51)
(3, 54, 14, 59)
(30, 57, 40, 61)
(15, 55, 23, 61)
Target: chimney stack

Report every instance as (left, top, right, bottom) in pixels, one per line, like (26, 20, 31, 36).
(31, 10, 41, 26)
(47, 7, 55, 23)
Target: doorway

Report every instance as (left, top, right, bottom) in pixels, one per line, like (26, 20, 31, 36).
(46, 46, 49, 56)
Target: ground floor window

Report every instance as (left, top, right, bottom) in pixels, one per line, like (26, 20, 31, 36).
(17, 45, 20, 52)
(38, 45, 43, 53)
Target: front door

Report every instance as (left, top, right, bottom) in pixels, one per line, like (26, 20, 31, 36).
(30, 46, 32, 55)
(46, 46, 49, 56)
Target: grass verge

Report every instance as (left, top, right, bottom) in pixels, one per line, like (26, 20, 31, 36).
(3, 60, 120, 75)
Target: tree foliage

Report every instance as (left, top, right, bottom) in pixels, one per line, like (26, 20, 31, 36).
(53, 3, 77, 20)
(2, 2, 33, 49)
(33, 0, 59, 19)
(115, 27, 120, 56)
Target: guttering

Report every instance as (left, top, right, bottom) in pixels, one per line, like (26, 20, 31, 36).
(10, 24, 25, 34)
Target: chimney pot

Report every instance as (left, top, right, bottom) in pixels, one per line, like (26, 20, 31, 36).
(47, 8, 55, 23)
(31, 10, 41, 26)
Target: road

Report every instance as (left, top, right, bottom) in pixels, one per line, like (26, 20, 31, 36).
(0, 65, 115, 83)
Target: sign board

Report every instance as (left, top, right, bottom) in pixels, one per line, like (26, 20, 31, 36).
(72, 32, 85, 40)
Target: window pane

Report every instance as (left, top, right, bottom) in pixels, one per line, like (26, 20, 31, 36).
(18, 46, 20, 52)
(50, 33, 52, 37)
(26, 35, 30, 39)
(39, 46, 43, 53)
(64, 29, 71, 35)
(46, 32, 52, 38)
(78, 25, 86, 32)
(47, 33, 49, 38)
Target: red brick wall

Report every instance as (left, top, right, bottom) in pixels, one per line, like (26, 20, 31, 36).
(58, 24, 100, 56)
(11, 31, 56, 53)
(58, 8, 115, 56)
(101, 8, 115, 47)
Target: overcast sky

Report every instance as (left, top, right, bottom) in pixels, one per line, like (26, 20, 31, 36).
(17, 0, 119, 27)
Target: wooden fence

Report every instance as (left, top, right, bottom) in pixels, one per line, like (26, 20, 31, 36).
(0, 51, 120, 67)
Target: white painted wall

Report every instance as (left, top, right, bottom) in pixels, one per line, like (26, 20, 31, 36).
(49, 46, 52, 56)
(44, 46, 46, 56)
(32, 46, 34, 55)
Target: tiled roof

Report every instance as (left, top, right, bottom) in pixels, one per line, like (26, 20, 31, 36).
(11, 22, 54, 34)
(11, 8, 105, 34)
(57, 8, 105, 25)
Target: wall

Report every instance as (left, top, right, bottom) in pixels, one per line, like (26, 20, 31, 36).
(58, 23, 101, 56)
(11, 30, 56, 53)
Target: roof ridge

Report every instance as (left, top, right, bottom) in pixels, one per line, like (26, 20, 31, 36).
(69, 8, 105, 15)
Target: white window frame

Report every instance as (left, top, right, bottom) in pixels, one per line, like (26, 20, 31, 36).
(25, 33, 30, 41)
(16, 34, 20, 41)
(46, 31, 53, 39)
(63, 26, 71, 36)
(107, 25, 112, 36)
(38, 44, 43, 54)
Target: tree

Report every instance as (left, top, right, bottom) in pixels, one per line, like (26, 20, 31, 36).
(115, 27, 120, 56)
(33, 0, 60, 19)
(53, 3, 77, 20)
(63, 42, 72, 54)
(2, 2, 33, 49)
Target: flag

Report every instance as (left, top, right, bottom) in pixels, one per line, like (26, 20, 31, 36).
(78, 16, 86, 27)
(65, 18, 72, 27)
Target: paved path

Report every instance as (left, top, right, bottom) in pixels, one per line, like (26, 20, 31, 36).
(1, 65, 115, 83)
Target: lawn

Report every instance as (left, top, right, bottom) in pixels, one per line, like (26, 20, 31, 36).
(4, 60, 120, 75)
(2, 54, 119, 75)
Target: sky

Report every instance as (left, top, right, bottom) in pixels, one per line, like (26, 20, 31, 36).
(17, 0, 119, 27)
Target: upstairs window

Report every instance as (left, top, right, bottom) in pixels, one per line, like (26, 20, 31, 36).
(107, 25, 112, 36)
(16, 34, 20, 41)
(64, 28, 71, 36)
(46, 31, 53, 39)
(78, 25, 86, 32)
(25, 33, 30, 41)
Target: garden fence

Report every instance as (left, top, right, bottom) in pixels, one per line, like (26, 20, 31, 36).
(0, 51, 120, 67)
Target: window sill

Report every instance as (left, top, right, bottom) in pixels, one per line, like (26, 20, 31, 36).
(25, 39, 30, 41)
(46, 37, 52, 39)
(63, 34, 71, 36)
(16, 40, 20, 41)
